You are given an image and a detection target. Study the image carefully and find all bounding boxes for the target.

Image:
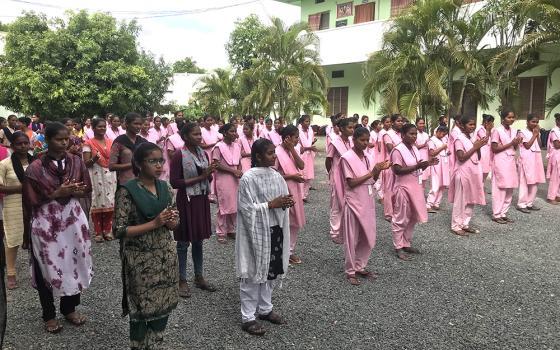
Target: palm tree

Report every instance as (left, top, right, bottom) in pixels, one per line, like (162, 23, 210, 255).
(244, 17, 328, 121)
(193, 68, 239, 119)
(363, 0, 459, 121)
(494, 0, 560, 113)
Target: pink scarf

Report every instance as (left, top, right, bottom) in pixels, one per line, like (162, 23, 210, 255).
(216, 141, 240, 166)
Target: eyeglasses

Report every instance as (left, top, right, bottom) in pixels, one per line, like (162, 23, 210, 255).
(144, 158, 166, 165)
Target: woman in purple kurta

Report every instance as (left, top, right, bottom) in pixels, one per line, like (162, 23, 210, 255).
(23, 122, 93, 333)
(169, 123, 218, 298)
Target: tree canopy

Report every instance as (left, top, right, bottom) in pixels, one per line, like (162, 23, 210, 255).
(0, 11, 172, 118)
(225, 14, 266, 71)
(172, 57, 206, 74)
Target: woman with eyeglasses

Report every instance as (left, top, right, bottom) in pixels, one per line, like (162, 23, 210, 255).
(113, 142, 179, 349)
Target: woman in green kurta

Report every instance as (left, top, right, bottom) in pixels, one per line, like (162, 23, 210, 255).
(113, 142, 179, 350)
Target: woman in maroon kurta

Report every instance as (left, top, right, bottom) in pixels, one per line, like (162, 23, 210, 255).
(169, 122, 218, 298)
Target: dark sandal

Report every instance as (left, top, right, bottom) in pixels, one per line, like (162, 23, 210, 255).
(7, 275, 17, 290)
(258, 311, 285, 324)
(217, 237, 227, 244)
(45, 319, 63, 334)
(492, 217, 507, 224)
(94, 235, 104, 243)
(463, 227, 480, 234)
(346, 275, 361, 285)
(395, 249, 412, 261)
(402, 247, 420, 254)
(503, 217, 515, 223)
(64, 312, 87, 326)
(179, 280, 191, 298)
(241, 320, 266, 336)
(103, 232, 114, 241)
(452, 229, 469, 236)
(356, 270, 378, 280)
(194, 278, 217, 292)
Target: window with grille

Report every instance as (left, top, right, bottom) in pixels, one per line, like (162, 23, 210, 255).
(519, 76, 547, 119)
(391, 0, 414, 17)
(327, 87, 349, 116)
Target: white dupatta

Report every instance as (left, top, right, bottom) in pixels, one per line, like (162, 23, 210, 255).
(235, 167, 290, 285)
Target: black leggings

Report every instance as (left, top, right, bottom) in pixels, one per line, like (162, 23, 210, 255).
(31, 254, 81, 321)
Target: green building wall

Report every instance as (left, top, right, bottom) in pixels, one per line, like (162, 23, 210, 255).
(300, 0, 391, 28)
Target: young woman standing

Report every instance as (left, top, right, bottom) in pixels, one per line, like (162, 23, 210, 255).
(298, 115, 318, 201)
(516, 114, 545, 212)
(239, 123, 255, 172)
(106, 115, 125, 141)
(426, 126, 449, 211)
(341, 127, 390, 285)
(491, 111, 522, 224)
(415, 118, 430, 184)
(390, 123, 438, 261)
(23, 122, 93, 333)
(213, 123, 242, 243)
(0, 132, 33, 289)
(449, 116, 487, 236)
(382, 114, 404, 221)
(109, 113, 147, 186)
(170, 123, 218, 298)
(83, 118, 117, 242)
(325, 118, 354, 244)
(113, 142, 179, 349)
(236, 138, 293, 336)
(275, 125, 306, 265)
(547, 113, 560, 204)
(264, 119, 283, 147)
(475, 114, 494, 182)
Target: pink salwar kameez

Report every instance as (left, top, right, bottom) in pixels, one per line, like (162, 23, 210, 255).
(390, 143, 428, 250)
(382, 130, 402, 220)
(238, 134, 254, 172)
(264, 130, 282, 147)
(426, 136, 450, 208)
(475, 126, 492, 178)
(449, 134, 485, 232)
(491, 126, 519, 219)
(327, 136, 353, 244)
(106, 127, 125, 141)
(212, 141, 241, 237)
(299, 127, 316, 200)
(416, 130, 431, 181)
(340, 150, 377, 276)
(517, 129, 545, 208)
(547, 127, 560, 201)
(147, 127, 169, 180)
(275, 145, 306, 255)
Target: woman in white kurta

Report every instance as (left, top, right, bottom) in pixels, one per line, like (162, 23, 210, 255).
(0, 132, 32, 289)
(236, 138, 293, 336)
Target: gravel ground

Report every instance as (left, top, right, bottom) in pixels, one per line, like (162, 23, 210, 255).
(4, 138, 560, 350)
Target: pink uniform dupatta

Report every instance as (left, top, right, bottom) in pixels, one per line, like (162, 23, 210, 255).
(518, 128, 545, 184)
(547, 127, 560, 179)
(299, 127, 315, 180)
(238, 134, 254, 172)
(448, 133, 485, 205)
(275, 144, 305, 228)
(391, 143, 428, 223)
(491, 125, 519, 189)
(216, 141, 241, 166)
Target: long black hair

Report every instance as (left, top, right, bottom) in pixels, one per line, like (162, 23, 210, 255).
(132, 142, 162, 176)
(251, 138, 274, 167)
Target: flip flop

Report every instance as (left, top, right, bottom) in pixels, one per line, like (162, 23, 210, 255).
(64, 312, 87, 326)
(45, 319, 63, 334)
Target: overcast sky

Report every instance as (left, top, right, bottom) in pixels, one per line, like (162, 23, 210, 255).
(0, 0, 300, 69)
